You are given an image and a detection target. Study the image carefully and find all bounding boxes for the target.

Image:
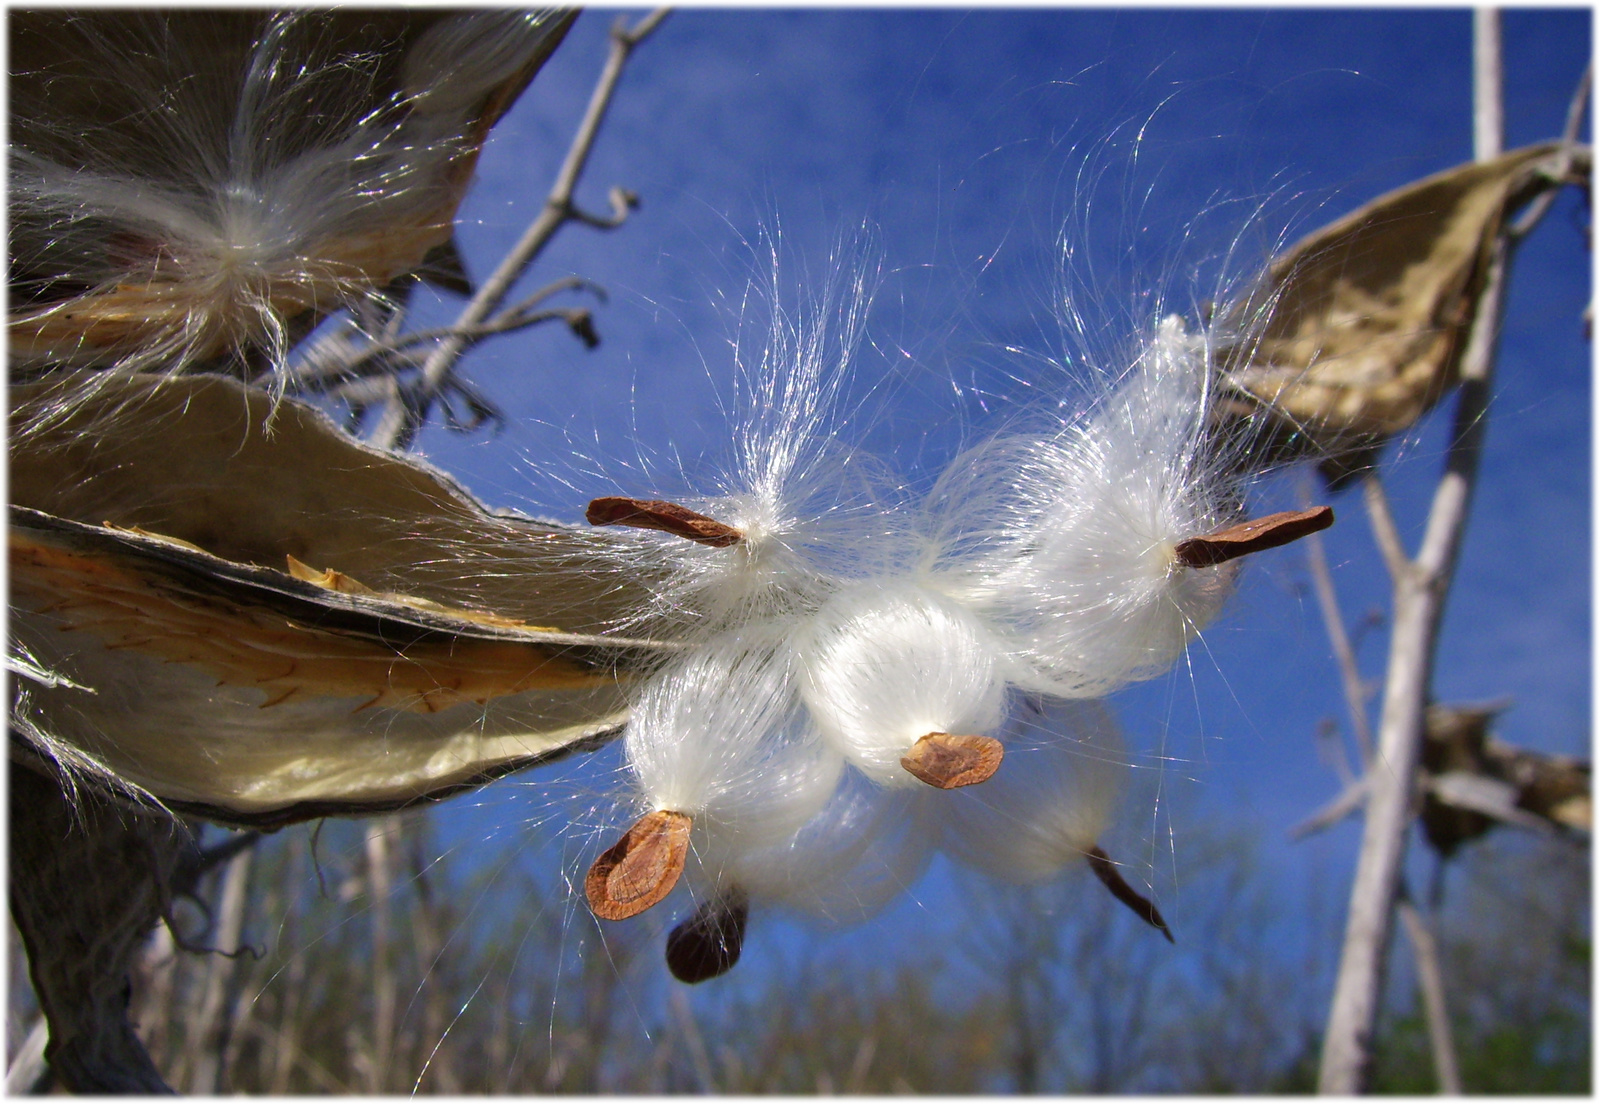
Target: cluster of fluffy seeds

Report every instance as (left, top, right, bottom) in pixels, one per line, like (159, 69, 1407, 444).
(581, 303, 1331, 981)
(9, 9, 570, 378)
(6, 7, 1340, 994)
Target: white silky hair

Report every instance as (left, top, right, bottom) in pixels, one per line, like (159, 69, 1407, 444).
(797, 580, 1012, 786)
(9, 10, 566, 375)
(582, 247, 917, 644)
(622, 625, 844, 859)
(927, 314, 1241, 698)
(693, 771, 942, 926)
(941, 700, 1129, 882)
(589, 230, 1283, 931)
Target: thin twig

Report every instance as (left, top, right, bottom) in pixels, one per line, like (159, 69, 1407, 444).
(289, 277, 603, 387)
(1317, 717, 1358, 787)
(1396, 889, 1463, 1094)
(188, 846, 255, 1093)
(1317, 13, 1509, 1092)
(1301, 477, 1376, 766)
(1361, 473, 1409, 586)
(1290, 775, 1370, 840)
(1510, 64, 1591, 239)
(1473, 9, 1504, 162)
(364, 815, 400, 1095)
(669, 986, 719, 1092)
(370, 8, 672, 450)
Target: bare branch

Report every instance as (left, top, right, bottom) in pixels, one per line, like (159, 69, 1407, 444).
(1397, 891, 1462, 1094)
(1360, 473, 1410, 585)
(370, 8, 672, 450)
(1301, 476, 1375, 766)
(1427, 771, 1558, 834)
(1318, 11, 1514, 1092)
(1289, 776, 1370, 840)
(1473, 9, 1504, 161)
(1510, 64, 1592, 239)
(289, 277, 606, 391)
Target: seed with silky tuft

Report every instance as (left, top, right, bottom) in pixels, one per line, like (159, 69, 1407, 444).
(585, 809, 693, 920)
(900, 732, 1004, 789)
(585, 496, 744, 548)
(1173, 505, 1333, 569)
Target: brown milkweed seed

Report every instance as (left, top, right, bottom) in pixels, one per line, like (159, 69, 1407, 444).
(900, 732, 1004, 790)
(665, 890, 750, 984)
(585, 809, 693, 920)
(1174, 505, 1334, 568)
(1085, 844, 1175, 943)
(585, 496, 744, 548)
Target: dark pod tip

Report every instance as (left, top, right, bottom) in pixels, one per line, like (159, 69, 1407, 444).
(1085, 845, 1175, 943)
(666, 891, 750, 984)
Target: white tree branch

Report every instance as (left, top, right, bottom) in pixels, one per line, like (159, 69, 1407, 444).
(1317, 11, 1508, 1092)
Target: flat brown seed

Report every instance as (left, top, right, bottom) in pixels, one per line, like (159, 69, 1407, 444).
(1085, 845, 1175, 943)
(665, 890, 750, 984)
(900, 732, 1004, 790)
(585, 809, 693, 921)
(585, 496, 744, 548)
(1174, 505, 1334, 568)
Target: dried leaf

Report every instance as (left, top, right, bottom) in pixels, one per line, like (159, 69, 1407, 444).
(1215, 142, 1586, 486)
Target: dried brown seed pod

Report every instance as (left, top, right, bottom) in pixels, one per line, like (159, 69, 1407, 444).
(1212, 142, 1585, 487)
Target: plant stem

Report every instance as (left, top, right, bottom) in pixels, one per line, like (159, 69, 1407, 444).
(1316, 10, 1506, 1092)
(370, 9, 671, 449)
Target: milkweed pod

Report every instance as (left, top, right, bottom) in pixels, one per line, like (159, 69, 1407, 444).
(7, 373, 672, 827)
(8, 9, 572, 375)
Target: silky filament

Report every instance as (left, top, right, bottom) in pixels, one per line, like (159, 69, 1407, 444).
(580, 277, 1333, 983)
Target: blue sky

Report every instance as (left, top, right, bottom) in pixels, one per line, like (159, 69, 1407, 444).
(392, 7, 1590, 1031)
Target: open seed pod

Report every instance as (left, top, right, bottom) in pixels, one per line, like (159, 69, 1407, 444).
(10, 372, 677, 828)
(8, 8, 574, 376)
(1213, 141, 1589, 487)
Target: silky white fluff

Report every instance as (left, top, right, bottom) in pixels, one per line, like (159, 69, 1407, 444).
(600, 284, 1265, 930)
(622, 627, 843, 859)
(941, 700, 1128, 882)
(9, 10, 567, 375)
(797, 581, 1011, 786)
(929, 315, 1241, 698)
(691, 771, 941, 926)
(585, 252, 915, 643)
